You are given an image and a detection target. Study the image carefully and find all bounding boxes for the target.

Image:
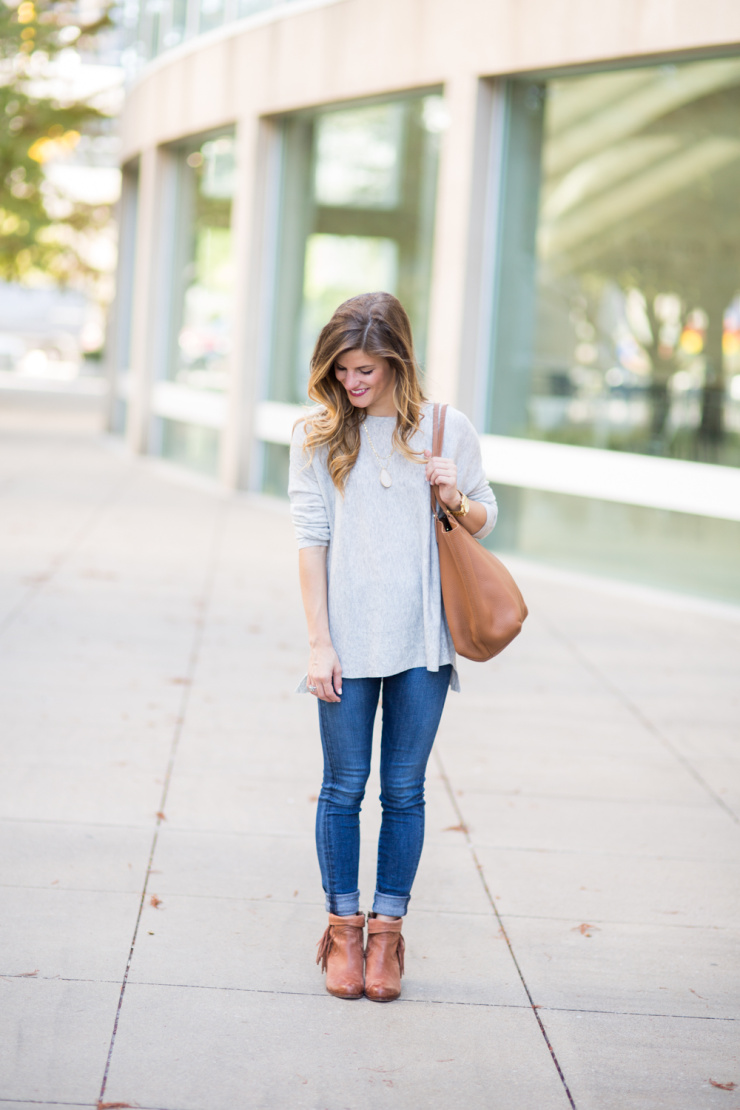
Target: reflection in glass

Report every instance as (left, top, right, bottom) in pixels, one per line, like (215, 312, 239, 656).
(162, 0, 187, 50)
(236, 0, 273, 16)
(487, 484, 740, 605)
(161, 419, 220, 475)
(138, 0, 165, 60)
(314, 103, 404, 209)
(169, 133, 236, 393)
(492, 59, 740, 467)
(198, 0, 226, 34)
(127, 0, 305, 67)
(269, 94, 444, 407)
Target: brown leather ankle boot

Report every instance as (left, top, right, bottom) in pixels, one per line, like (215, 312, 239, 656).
(364, 915, 405, 1002)
(316, 913, 365, 999)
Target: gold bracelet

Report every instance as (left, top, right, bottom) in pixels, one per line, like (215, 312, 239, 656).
(449, 491, 470, 517)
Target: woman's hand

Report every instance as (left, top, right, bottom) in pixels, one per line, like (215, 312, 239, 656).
(308, 640, 343, 702)
(298, 547, 342, 702)
(424, 450, 461, 511)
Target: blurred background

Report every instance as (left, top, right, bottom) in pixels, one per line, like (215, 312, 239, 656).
(2, 0, 740, 603)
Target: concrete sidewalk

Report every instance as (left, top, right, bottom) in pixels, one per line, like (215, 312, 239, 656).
(1, 424, 738, 1110)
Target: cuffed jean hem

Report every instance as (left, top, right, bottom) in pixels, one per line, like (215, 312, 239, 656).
(371, 890, 410, 917)
(325, 889, 361, 915)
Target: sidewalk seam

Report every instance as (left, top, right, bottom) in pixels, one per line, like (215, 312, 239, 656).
(95, 499, 229, 1108)
(546, 620, 740, 828)
(434, 747, 578, 1110)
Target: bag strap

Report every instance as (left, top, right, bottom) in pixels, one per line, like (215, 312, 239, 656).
(430, 402, 449, 516)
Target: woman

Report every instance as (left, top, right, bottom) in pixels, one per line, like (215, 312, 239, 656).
(288, 291, 497, 1002)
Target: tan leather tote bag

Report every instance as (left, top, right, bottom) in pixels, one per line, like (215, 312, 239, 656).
(431, 403, 528, 661)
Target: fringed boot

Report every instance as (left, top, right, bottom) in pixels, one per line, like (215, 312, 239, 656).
(315, 912, 365, 999)
(364, 914, 405, 1002)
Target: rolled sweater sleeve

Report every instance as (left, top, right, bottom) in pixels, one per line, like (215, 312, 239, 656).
(289, 420, 331, 549)
(452, 411, 498, 541)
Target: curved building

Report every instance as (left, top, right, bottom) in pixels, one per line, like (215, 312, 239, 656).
(111, 0, 740, 602)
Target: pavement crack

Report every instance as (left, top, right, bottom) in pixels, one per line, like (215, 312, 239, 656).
(545, 620, 740, 828)
(433, 748, 578, 1110)
(96, 499, 229, 1106)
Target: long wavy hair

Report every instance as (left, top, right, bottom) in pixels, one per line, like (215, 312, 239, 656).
(302, 292, 427, 491)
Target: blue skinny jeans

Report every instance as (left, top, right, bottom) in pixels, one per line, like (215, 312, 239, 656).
(316, 665, 452, 917)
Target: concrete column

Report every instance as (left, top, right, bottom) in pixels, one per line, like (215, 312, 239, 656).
(126, 145, 170, 456)
(219, 115, 281, 490)
(424, 72, 481, 410)
(456, 79, 509, 431)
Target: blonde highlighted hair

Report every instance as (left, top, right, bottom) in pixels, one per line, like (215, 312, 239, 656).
(302, 292, 426, 490)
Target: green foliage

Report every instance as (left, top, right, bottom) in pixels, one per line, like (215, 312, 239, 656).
(0, 0, 113, 284)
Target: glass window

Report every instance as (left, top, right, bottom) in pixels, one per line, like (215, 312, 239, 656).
(490, 58, 740, 467)
(155, 131, 235, 476)
(138, 0, 164, 61)
(168, 132, 236, 393)
(268, 93, 445, 408)
(161, 0, 188, 50)
(199, 0, 226, 34)
(236, 0, 273, 15)
(161, 418, 220, 476)
(488, 483, 740, 604)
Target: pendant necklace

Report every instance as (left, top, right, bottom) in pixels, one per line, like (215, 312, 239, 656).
(363, 421, 395, 488)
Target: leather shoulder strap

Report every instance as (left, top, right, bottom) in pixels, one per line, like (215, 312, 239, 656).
(430, 402, 449, 515)
(435, 403, 448, 455)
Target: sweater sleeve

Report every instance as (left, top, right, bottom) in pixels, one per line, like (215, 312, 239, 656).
(451, 411, 498, 541)
(288, 420, 331, 549)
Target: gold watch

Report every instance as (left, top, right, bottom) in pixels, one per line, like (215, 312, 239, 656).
(449, 491, 470, 517)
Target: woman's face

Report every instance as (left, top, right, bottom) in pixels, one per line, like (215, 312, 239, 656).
(334, 349, 396, 416)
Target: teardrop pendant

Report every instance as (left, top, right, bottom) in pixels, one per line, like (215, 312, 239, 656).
(379, 468, 392, 488)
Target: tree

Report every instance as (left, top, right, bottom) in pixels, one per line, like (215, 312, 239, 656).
(0, 0, 113, 286)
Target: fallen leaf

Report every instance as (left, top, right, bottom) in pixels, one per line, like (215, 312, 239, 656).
(150, 895, 162, 909)
(155, 812, 166, 821)
(293, 890, 299, 897)
(443, 823, 468, 833)
(308, 795, 318, 802)
(14, 969, 39, 977)
(98, 1102, 135, 1109)
(709, 1080, 737, 1091)
(572, 923, 600, 937)
(50, 879, 59, 885)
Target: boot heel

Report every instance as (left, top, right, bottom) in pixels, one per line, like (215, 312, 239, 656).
(364, 916, 404, 1002)
(316, 912, 365, 999)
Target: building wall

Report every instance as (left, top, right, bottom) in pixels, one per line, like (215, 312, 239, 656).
(113, 0, 740, 602)
(120, 0, 740, 152)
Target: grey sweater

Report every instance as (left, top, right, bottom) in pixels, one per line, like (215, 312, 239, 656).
(288, 402, 497, 691)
